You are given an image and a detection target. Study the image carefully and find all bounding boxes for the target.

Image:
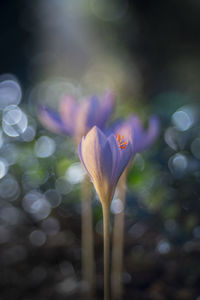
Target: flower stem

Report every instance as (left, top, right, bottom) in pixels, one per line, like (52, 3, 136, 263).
(111, 171, 127, 299)
(102, 201, 111, 300)
(81, 176, 95, 299)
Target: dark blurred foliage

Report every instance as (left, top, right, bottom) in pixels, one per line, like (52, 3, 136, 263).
(1, 1, 200, 300)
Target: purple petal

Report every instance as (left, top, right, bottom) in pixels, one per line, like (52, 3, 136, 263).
(104, 119, 123, 137)
(127, 116, 142, 145)
(142, 116, 160, 150)
(86, 96, 100, 128)
(75, 99, 92, 138)
(116, 115, 159, 153)
(114, 115, 141, 148)
(107, 133, 133, 185)
(59, 96, 77, 135)
(116, 122, 135, 152)
(75, 97, 101, 139)
(107, 134, 120, 183)
(97, 91, 115, 128)
(38, 106, 68, 135)
(116, 142, 133, 182)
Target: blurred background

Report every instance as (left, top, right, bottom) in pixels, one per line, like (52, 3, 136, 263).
(1, 0, 200, 299)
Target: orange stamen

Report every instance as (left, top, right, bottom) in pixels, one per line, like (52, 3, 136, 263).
(116, 133, 127, 149)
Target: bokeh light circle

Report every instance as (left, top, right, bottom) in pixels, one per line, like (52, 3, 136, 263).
(23, 190, 51, 220)
(2, 106, 28, 137)
(0, 158, 8, 179)
(0, 79, 22, 110)
(65, 163, 86, 185)
(0, 175, 20, 200)
(45, 189, 61, 207)
(34, 136, 56, 158)
(29, 230, 47, 246)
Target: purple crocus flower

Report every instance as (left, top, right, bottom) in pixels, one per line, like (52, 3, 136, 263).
(78, 126, 133, 205)
(114, 115, 160, 154)
(38, 91, 115, 143)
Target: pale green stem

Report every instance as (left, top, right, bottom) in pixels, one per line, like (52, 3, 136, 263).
(81, 176, 95, 299)
(102, 201, 111, 300)
(111, 171, 127, 300)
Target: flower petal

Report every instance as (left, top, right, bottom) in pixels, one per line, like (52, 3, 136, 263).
(86, 96, 100, 128)
(143, 116, 160, 149)
(78, 137, 92, 179)
(127, 116, 142, 145)
(97, 91, 115, 128)
(105, 119, 123, 137)
(107, 134, 120, 183)
(117, 123, 134, 152)
(116, 142, 133, 183)
(38, 106, 68, 135)
(75, 99, 94, 138)
(114, 116, 141, 150)
(115, 115, 159, 153)
(81, 126, 113, 201)
(59, 96, 76, 135)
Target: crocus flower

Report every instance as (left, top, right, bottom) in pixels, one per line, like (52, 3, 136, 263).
(79, 126, 133, 300)
(111, 115, 159, 300)
(38, 91, 115, 143)
(78, 126, 133, 205)
(113, 115, 160, 154)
